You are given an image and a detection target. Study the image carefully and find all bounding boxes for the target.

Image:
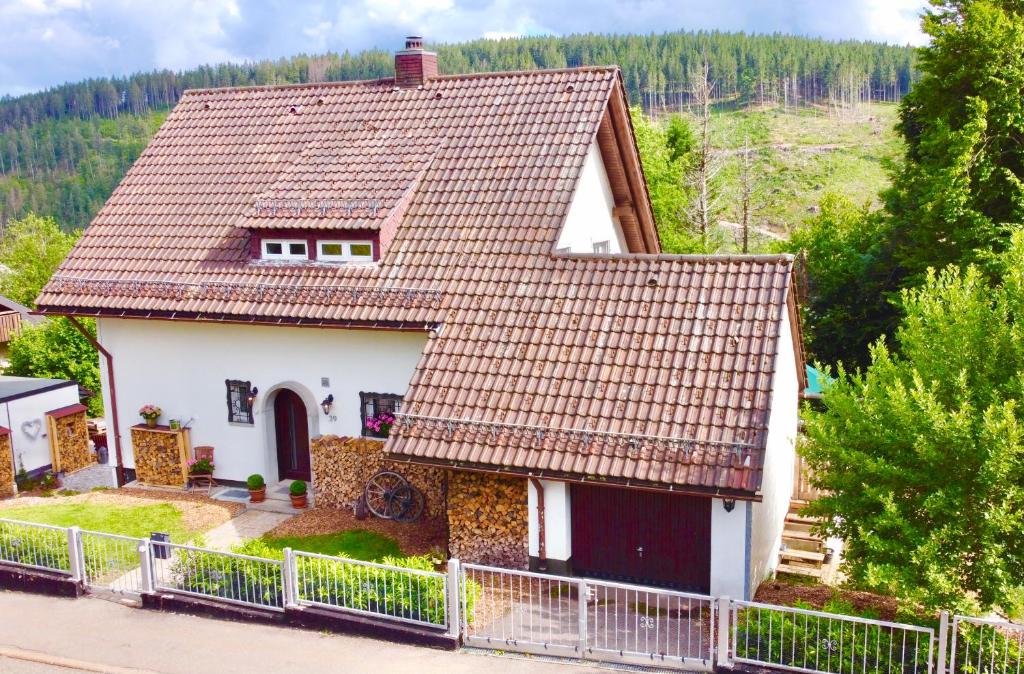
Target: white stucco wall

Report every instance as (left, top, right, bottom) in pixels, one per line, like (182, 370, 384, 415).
(710, 498, 750, 599)
(528, 479, 572, 562)
(0, 383, 81, 473)
(96, 318, 427, 482)
(749, 304, 800, 592)
(556, 139, 627, 254)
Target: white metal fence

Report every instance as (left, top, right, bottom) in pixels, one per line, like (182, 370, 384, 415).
(730, 600, 935, 674)
(0, 518, 74, 575)
(460, 563, 716, 670)
(2, 515, 1023, 674)
(949, 615, 1024, 674)
(293, 550, 449, 628)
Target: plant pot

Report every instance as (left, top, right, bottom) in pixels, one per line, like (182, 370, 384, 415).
(290, 493, 308, 509)
(145, 417, 157, 428)
(249, 487, 266, 503)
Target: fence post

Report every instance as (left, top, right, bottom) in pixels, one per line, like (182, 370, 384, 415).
(446, 558, 461, 639)
(66, 526, 82, 582)
(717, 596, 733, 668)
(282, 547, 296, 608)
(936, 610, 950, 674)
(577, 579, 589, 655)
(138, 539, 154, 594)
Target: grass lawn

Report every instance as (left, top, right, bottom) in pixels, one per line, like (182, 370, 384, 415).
(0, 502, 191, 541)
(261, 529, 404, 561)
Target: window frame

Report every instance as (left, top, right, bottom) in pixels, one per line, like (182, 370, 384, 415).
(225, 379, 254, 425)
(359, 391, 403, 438)
(261, 238, 309, 261)
(317, 239, 375, 263)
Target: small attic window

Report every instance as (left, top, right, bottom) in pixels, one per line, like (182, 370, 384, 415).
(262, 239, 308, 261)
(317, 240, 374, 263)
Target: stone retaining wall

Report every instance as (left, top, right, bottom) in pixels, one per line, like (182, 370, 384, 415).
(310, 436, 446, 518)
(446, 471, 529, 568)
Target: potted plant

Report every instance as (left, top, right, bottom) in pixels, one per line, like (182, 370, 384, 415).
(187, 457, 214, 476)
(365, 411, 396, 438)
(289, 480, 308, 509)
(139, 404, 162, 428)
(247, 474, 266, 503)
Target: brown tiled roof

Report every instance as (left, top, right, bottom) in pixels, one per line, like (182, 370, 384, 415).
(389, 253, 796, 496)
(36, 66, 801, 496)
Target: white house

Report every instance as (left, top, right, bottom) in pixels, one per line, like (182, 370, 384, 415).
(37, 37, 805, 599)
(0, 376, 83, 476)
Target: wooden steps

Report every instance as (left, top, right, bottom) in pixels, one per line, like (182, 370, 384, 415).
(777, 502, 828, 581)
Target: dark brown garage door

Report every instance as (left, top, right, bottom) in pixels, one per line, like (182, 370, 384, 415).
(571, 484, 711, 593)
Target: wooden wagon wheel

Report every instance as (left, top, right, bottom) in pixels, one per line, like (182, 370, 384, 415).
(394, 485, 425, 523)
(364, 471, 410, 519)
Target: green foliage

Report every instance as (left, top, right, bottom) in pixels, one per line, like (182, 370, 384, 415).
(260, 530, 403, 560)
(886, 0, 1024, 287)
(802, 233, 1024, 610)
(289, 480, 307, 496)
(0, 213, 77, 307)
(630, 107, 701, 253)
(783, 194, 900, 368)
(170, 542, 285, 609)
(733, 600, 930, 674)
(246, 474, 265, 490)
(0, 501, 190, 540)
(7, 317, 102, 417)
(0, 521, 70, 571)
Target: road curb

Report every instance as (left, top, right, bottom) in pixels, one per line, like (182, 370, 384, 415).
(0, 645, 162, 674)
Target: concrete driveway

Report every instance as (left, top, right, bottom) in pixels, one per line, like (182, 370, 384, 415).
(0, 591, 603, 673)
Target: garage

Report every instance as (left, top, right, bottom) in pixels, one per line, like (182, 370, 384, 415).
(570, 484, 712, 593)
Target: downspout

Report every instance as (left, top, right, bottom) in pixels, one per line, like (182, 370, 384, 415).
(529, 477, 547, 567)
(66, 317, 125, 487)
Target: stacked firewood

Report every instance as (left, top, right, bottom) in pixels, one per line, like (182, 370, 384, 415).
(310, 435, 446, 518)
(446, 471, 529, 568)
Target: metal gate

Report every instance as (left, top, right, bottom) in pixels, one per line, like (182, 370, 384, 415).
(949, 615, 1024, 674)
(461, 563, 715, 670)
(79, 530, 150, 597)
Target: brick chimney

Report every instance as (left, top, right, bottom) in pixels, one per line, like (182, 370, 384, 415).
(395, 36, 438, 88)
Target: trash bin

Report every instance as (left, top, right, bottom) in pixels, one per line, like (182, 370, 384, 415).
(151, 532, 171, 560)
(96, 445, 109, 465)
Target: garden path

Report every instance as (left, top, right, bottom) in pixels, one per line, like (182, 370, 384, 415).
(199, 510, 292, 550)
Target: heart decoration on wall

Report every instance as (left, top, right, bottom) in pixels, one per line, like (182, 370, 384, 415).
(21, 419, 42, 439)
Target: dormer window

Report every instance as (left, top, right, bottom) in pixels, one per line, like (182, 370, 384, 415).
(317, 240, 374, 263)
(262, 239, 308, 261)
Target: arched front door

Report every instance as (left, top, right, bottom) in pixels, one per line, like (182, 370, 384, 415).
(274, 389, 310, 481)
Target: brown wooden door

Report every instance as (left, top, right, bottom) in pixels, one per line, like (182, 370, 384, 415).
(571, 484, 712, 592)
(274, 389, 310, 481)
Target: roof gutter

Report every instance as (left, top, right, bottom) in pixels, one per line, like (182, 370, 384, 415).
(65, 317, 126, 487)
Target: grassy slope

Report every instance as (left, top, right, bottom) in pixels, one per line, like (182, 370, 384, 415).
(710, 102, 903, 243)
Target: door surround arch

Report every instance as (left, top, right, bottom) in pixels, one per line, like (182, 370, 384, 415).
(260, 381, 319, 482)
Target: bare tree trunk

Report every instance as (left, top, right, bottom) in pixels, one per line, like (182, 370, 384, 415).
(686, 58, 721, 247)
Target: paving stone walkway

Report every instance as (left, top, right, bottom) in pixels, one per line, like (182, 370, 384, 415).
(61, 465, 117, 492)
(199, 510, 292, 550)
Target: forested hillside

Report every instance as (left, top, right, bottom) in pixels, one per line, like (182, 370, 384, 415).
(0, 30, 917, 232)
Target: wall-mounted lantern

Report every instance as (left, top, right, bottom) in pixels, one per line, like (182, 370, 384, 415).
(321, 394, 334, 416)
(723, 498, 736, 513)
(246, 386, 259, 409)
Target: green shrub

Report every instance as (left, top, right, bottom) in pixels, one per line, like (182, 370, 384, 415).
(0, 522, 70, 571)
(246, 474, 265, 490)
(733, 600, 931, 674)
(289, 480, 307, 496)
(167, 542, 283, 608)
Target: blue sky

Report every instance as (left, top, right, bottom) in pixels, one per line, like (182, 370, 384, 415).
(0, 0, 929, 97)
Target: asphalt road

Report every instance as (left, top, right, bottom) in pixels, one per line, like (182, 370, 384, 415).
(0, 590, 600, 674)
